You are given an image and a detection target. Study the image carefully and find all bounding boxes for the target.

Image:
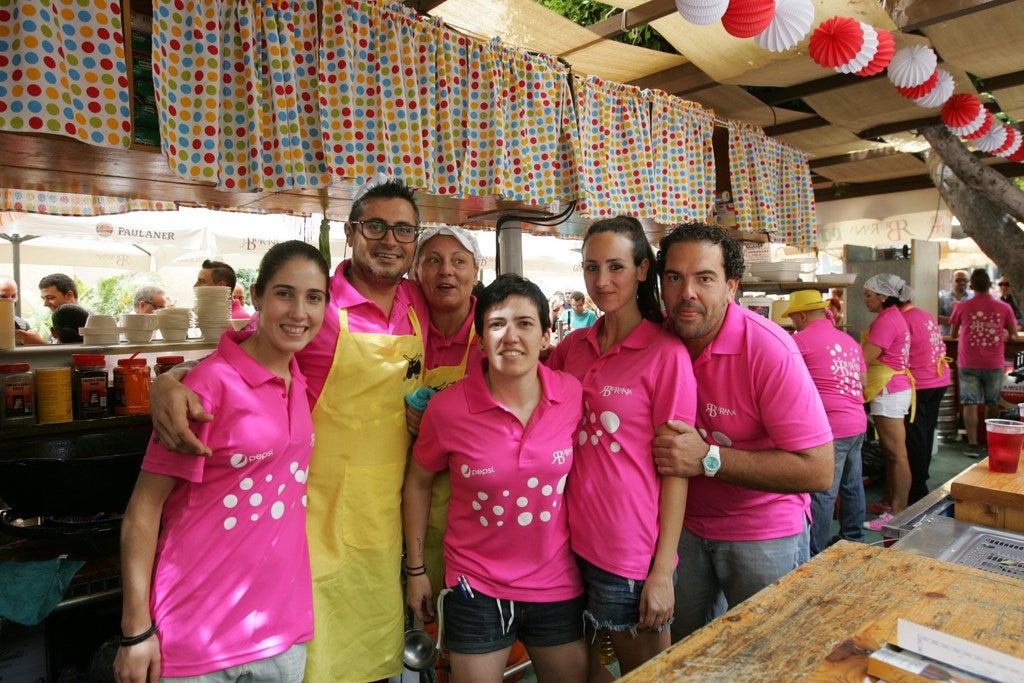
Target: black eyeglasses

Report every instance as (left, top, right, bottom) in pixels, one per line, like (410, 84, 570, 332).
(999, 282, 1010, 287)
(142, 300, 166, 310)
(954, 278, 968, 283)
(349, 219, 419, 244)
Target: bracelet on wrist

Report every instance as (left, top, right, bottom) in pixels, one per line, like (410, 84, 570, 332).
(120, 622, 159, 647)
(405, 565, 427, 577)
(405, 563, 425, 572)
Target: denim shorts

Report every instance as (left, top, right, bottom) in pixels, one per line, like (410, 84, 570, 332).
(576, 555, 674, 634)
(441, 585, 585, 654)
(959, 368, 1005, 406)
(869, 387, 912, 418)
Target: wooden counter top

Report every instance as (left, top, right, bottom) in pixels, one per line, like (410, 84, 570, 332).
(951, 459, 1024, 531)
(618, 542, 1024, 681)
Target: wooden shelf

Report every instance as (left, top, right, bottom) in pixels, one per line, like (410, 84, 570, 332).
(0, 415, 151, 443)
(739, 280, 830, 294)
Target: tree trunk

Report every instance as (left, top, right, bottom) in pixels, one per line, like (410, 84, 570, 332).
(925, 153, 1024, 293)
(919, 124, 1024, 223)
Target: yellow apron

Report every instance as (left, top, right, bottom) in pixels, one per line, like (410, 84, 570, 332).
(304, 307, 424, 683)
(421, 327, 475, 596)
(864, 361, 917, 422)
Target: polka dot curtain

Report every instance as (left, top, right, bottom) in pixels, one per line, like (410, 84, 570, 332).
(151, 0, 329, 191)
(574, 77, 716, 222)
(574, 76, 655, 219)
(0, 0, 132, 148)
(728, 122, 816, 248)
(318, 0, 577, 204)
(0, 188, 175, 215)
(649, 92, 716, 224)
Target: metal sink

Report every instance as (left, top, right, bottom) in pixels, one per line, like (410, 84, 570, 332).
(893, 515, 1024, 580)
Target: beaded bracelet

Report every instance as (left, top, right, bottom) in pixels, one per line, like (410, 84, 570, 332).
(120, 622, 159, 647)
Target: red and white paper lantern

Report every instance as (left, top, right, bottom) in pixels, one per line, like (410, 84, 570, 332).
(914, 69, 955, 109)
(835, 22, 878, 74)
(973, 122, 1008, 153)
(722, 0, 777, 39)
(993, 126, 1022, 158)
(808, 17, 863, 70)
(856, 28, 894, 77)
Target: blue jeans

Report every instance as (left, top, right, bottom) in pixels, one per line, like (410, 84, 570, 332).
(810, 433, 866, 555)
(670, 525, 809, 641)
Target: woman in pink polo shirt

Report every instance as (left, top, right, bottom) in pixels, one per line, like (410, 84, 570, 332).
(547, 216, 695, 677)
(861, 273, 913, 531)
(115, 241, 329, 683)
(403, 274, 587, 683)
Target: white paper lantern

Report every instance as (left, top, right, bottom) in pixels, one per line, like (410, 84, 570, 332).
(755, 0, 814, 53)
(887, 45, 938, 88)
(994, 127, 1022, 157)
(675, 0, 730, 25)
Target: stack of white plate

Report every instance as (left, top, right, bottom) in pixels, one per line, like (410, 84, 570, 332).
(155, 307, 193, 342)
(194, 286, 231, 340)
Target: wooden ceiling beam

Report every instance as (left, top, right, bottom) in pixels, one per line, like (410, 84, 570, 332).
(764, 117, 830, 136)
(814, 160, 1023, 202)
(979, 69, 1024, 92)
(761, 73, 887, 105)
(586, 0, 677, 40)
(880, 0, 1018, 32)
(628, 63, 716, 95)
(404, 0, 448, 13)
(809, 147, 907, 170)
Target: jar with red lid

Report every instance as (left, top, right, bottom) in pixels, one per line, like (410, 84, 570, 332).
(155, 355, 185, 376)
(71, 353, 108, 419)
(0, 363, 35, 427)
(113, 357, 151, 415)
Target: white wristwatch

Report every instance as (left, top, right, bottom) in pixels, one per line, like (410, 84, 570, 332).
(702, 444, 721, 477)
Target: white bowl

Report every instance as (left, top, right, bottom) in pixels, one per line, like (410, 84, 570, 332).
(158, 325, 190, 342)
(122, 313, 159, 330)
(80, 330, 120, 345)
(82, 314, 118, 331)
(124, 329, 154, 344)
(200, 325, 229, 341)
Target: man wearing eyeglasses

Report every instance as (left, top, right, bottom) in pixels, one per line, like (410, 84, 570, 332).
(133, 285, 168, 313)
(938, 269, 971, 336)
(149, 176, 431, 683)
(998, 278, 1023, 330)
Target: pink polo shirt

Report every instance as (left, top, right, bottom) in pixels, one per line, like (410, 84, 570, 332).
(900, 305, 951, 390)
(950, 294, 1017, 369)
(548, 318, 696, 579)
(142, 330, 314, 677)
(424, 296, 481, 371)
(678, 303, 832, 542)
(296, 259, 430, 403)
(865, 305, 912, 393)
(413, 361, 584, 602)
(793, 318, 867, 440)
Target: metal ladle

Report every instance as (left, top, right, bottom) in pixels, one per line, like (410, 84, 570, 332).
(403, 628, 439, 683)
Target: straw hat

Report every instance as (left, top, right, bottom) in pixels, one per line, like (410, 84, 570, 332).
(782, 289, 828, 318)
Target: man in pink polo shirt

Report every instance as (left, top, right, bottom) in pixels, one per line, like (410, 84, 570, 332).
(652, 223, 833, 641)
(783, 290, 867, 556)
(950, 268, 1018, 457)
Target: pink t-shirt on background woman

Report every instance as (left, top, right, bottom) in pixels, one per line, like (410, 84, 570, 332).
(865, 305, 912, 393)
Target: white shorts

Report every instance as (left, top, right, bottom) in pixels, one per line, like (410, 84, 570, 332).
(869, 388, 912, 419)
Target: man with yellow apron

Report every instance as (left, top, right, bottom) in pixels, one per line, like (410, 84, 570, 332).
(299, 179, 429, 683)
